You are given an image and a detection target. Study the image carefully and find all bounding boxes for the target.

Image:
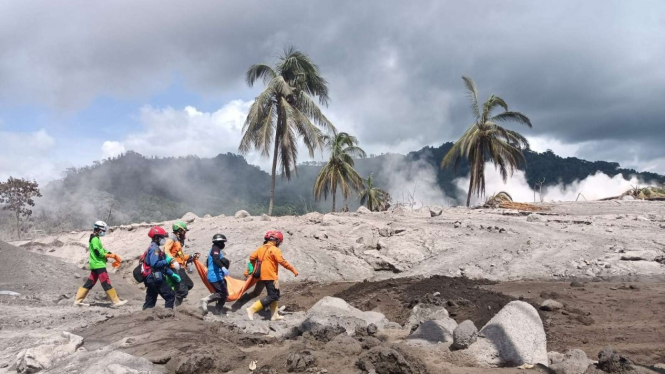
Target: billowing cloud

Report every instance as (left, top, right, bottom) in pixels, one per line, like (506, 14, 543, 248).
(106, 100, 275, 168)
(0, 129, 59, 181)
(0, 1, 664, 175)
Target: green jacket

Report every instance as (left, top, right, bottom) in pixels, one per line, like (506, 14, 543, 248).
(88, 235, 109, 270)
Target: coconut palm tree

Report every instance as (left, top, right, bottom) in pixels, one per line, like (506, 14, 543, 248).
(441, 76, 532, 207)
(358, 173, 390, 212)
(239, 47, 335, 215)
(313, 132, 366, 212)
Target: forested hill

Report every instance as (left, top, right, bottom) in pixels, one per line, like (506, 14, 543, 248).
(38, 146, 665, 229)
(405, 143, 665, 192)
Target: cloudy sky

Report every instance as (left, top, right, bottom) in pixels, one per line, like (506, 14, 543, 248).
(1, 0, 664, 182)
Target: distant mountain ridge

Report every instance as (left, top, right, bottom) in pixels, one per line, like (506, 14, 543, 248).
(37, 145, 665, 229)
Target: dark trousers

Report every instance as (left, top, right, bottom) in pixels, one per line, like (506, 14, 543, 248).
(83, 268, 113, 291)
(175, 268, 194, 302)
(259, 280, 280, 307)
(143, 281, 176, 310)
(208, 279, 228, 310)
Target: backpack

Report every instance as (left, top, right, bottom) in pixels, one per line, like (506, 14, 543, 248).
(252, 246, 270, 279)
(132, 251, 152, 283)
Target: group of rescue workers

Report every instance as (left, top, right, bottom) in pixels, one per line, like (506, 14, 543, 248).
(73, 220, 298, 321)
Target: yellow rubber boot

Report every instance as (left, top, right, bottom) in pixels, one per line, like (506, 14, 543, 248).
(246, 301, 263, 321)
(270, 301, 284, 321)
(106, 288, 128, 307)
(74, 287, 90, 307)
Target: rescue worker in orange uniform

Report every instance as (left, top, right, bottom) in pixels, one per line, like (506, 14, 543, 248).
(163, 221, 198, 305)
(245, 230, 298, 321)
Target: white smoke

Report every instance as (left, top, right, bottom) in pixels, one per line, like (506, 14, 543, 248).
(382, 155, 456, 208)
(455, 162, 648, 205)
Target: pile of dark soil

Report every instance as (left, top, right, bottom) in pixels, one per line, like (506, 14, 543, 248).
(0, 240, 82, 294)
(335, 275, 515, 327)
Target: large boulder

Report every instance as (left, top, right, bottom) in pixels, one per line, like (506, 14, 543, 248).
(549, 349, 591, 374)
(300, 297, 388, 335)
(452, 320, 479, 350)
(407, 318, 457, 345)
(462, 301, 548, 367)
(16, 332, 84, 373)
(407, 304, 449, 329)
(234, 210, 250, 219)
(325, 334, 363, 355)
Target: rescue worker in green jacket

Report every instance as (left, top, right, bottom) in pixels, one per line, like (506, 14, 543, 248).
(74, 221, 128, 307)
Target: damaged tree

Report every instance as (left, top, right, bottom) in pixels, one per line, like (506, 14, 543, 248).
(0, 177, 42, 239)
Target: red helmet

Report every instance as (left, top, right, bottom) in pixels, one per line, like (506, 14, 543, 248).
(264, 230, 284, 243)
(148, 226, 167, 239)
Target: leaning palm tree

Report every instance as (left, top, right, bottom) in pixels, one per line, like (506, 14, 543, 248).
(358, 173, 390, 212)
(442, 76, 532, 207)
(313, 132, 366, 212)
(239, 47, 335, 215)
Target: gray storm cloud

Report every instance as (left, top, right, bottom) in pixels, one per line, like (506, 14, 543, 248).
(0, 0, 664, 172)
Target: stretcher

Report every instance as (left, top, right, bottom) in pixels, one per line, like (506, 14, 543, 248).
(194, 259, 258, 302)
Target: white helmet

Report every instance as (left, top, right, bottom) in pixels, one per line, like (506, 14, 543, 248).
(93, 221, 108, 232)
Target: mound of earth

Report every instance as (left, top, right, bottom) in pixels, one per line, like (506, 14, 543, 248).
(0, 240, 82, 295)
(334, 276, 515, 328)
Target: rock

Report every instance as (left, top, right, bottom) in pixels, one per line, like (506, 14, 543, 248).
(597, 346, 633, 373)
(356, 346, 426, 374)
(407, 318, 457, 345)
(527, 214, 545, 223)
(621, 195, 634, 201)
(16, 332, 84, 373)
(181, 212, 198, 223)
(541, 299, 564, 311)
(234, 210, 250, 219)
(430, 209, 443, 217)
(620, 250, 660, 261)
(463, 301, 548, 367)
(172, 353, 215, 374)
(75, 351, 157, 374)
(367, 323, 378, 336)
(303, 212, 323, 223)
(286, 351, 317, 372)
(407, 304, 449, 328)
(325, 335, 363, 355)
(549, 351, 565, 365)
(357, 206, 371, 214)
(301, 297, 388, 335)
(452, 320, 479, 350)
(255, 365, 277, 374)
(203, 214, 212, 218)
(570, 281, 585, 288)
(260, 214, 271, 221)
(303, 324, 346, 342)
(549, 349, 591, 374)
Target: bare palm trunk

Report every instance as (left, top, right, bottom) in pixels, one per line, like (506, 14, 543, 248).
(332, 183, 337, 212)
(466, 173, 473, 207)
(268, 140, 279, 216)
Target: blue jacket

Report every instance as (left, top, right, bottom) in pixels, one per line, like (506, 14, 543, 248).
(145, 242, 174, 284)
(207, 245, 229, 283)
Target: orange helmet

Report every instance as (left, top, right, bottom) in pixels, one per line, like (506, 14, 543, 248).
(264, 230, 284, 243)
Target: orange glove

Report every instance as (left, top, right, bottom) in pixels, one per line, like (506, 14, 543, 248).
(106, 253, 121, 268)
(243, 270, 249, 278)
(293, 269, 299, 277)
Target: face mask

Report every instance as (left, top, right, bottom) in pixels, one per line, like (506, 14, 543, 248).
(99, 231, 106, 237)
(159, 238, 166, 246)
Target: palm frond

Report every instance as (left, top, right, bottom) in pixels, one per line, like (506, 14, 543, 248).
(491, 111, 532, 128)
(462, 76, 480, 121)
(246, 64, 277, 87)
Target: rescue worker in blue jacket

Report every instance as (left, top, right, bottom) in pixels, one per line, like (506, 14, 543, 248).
(199, 234, 229, 314)
(143, 226, 179, 310)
